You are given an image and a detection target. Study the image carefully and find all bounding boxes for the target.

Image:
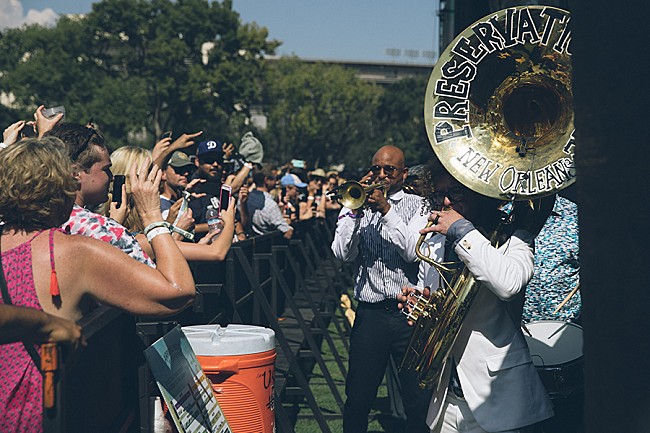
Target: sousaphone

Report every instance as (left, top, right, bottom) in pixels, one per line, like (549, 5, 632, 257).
(402, 5, 575, 390)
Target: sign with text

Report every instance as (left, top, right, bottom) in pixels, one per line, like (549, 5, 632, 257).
(424, 6, 575, 199)
(144, 326, 230, 433)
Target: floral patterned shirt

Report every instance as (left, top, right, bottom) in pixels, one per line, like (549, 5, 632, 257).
(63, 205, 155, 267)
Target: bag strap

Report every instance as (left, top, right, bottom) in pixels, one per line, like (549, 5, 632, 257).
(0, 225, 43, 372)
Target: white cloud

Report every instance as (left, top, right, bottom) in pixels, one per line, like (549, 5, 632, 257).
(0, 0, 58, 30)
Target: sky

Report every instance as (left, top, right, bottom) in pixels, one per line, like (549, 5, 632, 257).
(2, 0, 440, 64)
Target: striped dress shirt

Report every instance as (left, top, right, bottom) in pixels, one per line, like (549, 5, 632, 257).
(331, 189, 428, 303)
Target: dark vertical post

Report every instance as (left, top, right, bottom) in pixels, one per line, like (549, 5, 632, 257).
(572, 2, 650, 432)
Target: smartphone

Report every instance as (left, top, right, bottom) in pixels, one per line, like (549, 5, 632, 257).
(20, 123, 37, 139)
(112, 175, 126, 205)
(161, 131, 173, 140)
(219, 184, 232, 217)
(42, 106, 65, 119)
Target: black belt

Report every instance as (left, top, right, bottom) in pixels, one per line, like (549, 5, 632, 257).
(357, 299, 399, 311)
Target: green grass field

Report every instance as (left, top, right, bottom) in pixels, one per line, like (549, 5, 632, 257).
(287, 308, 398, 433)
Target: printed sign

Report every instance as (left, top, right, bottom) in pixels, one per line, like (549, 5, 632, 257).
(144, 326, 231, 433)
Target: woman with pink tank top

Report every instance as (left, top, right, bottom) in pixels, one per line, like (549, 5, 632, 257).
(0, 137, 196, 432)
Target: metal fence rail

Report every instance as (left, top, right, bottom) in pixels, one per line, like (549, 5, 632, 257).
(43, 218, 354, 433)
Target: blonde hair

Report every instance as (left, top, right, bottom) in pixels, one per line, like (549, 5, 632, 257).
(105, 146, 151, 232)
(0, 137, 78, 231)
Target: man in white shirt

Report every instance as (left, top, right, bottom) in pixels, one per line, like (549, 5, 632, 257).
(331, 145, 431, 433)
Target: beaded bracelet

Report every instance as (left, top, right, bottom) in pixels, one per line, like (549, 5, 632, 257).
(146, 226, 171, 243)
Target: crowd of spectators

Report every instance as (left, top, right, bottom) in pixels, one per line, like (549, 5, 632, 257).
(0, 106, 366, 431)
(1, 107, 354, 253)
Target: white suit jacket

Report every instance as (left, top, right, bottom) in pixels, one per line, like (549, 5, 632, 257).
(419, 229, 554, 432)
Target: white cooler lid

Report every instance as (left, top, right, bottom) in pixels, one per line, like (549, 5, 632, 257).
(182, 324, 276, 356)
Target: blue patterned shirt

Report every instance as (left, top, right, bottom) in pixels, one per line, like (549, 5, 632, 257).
(523, 196, 580, 322)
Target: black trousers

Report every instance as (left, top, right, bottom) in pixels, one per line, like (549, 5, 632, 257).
(343, 301, 432, 433)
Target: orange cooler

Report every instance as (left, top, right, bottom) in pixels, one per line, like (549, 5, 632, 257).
(182, 324, 276, 433)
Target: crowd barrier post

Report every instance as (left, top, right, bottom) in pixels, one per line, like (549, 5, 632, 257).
(43, 306, 138, 433)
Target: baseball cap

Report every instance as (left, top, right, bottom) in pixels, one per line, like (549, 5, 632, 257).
(168, 151, 194, 169)
(281, 173, 307, 188)
(196, 139, 224, 159)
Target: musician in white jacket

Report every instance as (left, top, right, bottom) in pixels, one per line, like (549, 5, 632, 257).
(399, 160, 553, 433)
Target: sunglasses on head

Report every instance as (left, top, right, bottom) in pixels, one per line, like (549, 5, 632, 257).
(370, 164, 402, 176)
(70, 122, 96, 161)
(431, 187, 465, 206)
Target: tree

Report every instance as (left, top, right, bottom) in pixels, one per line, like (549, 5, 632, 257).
(84, 0, 279, 143)
(0, 0, 279, 148)
(375, 75, 433, 166)
(261, 57, 382, 169)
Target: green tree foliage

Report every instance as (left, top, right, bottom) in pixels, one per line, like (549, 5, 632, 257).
(0, 0, 278, 148)
(261, 58, 383, 169)
(376, 75, 433, 166)
(0, 17, 99, 122)
(0, 0, 431, 171)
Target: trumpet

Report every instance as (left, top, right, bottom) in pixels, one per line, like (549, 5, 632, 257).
(327, 180, 387, 210)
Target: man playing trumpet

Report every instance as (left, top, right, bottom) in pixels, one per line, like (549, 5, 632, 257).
(331, 145, 431, 433)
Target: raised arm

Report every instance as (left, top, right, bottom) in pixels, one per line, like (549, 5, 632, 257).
(178, 197, 235, 261)
(152, 131, 203, 169)
(70, 158, 196, 316)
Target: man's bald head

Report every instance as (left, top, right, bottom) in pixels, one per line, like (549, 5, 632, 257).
(372, 145, 405, 168)
(370, 145, 407, 194)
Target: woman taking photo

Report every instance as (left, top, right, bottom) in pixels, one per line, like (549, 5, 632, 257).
(106, 145, 236, 262)
(0, 137, 195, 432)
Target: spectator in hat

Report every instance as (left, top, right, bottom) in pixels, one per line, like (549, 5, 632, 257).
(301, 168, 328, 220)
(281, 173, 307, 189)
(160, 151, 195, 218)
(189, 139, 251, 239)
(187, 139, 226, 237)
(279, 174, 305, 225)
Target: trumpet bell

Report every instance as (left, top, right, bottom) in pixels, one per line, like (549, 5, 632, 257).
(329, 180, 387, 210)
(337, 181, 368, 210)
